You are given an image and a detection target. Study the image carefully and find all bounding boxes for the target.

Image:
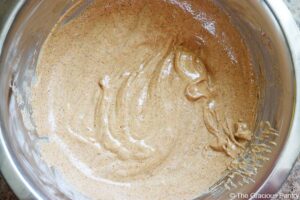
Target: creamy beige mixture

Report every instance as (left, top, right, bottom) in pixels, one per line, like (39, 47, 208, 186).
(31, 0, 258, 199)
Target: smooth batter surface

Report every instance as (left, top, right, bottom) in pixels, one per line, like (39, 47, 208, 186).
(31, 0, 258, 199)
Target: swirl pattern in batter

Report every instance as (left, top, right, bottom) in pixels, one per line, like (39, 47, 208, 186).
(31, 0, 258, 199)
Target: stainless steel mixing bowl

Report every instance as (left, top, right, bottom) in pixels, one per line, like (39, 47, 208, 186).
(0, 0, 300, 199)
